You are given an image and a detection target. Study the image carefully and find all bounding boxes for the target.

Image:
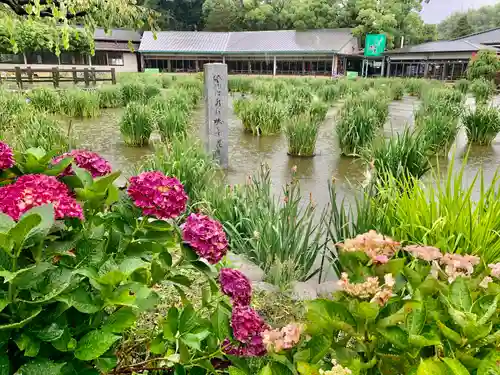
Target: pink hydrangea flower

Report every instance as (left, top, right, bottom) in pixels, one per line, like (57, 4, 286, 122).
(128, 171, 187, 220)
(219, 268, 252, 306)
(0, 142, 14, 170)
(53, 149, 112, 177)
(221, 337, 266, 357)
(231, 305, 267, 344)
(0, 174, 83, 220)
(182, 213, 228, 264)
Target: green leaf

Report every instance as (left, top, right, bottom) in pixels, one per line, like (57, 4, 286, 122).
(178, 341, 190, 364)
(416, 359, 448, 375)
(51, 330, 76, 352)
(167, 274, 192, 287)
(0, 307, 42, 330)
(475, 294, 499, 325)
(9, 213, 41, 252)
(74, 330, 120, 361)
(306, 299, 355, 334)
(450, 277, 472, 312)
(20, 205, 55, 246)
(305, 335, 330, 364)
(296, 362, 320, 375)
(180, 331, 210, 351)
(95, 357, 118, 373)
(0, 213, 14, 233)
(14, 359, 64, 375)
(257, 365, 272, 375)
(405, 302, 426, 335)
(149, 334, 166, 355)
(442, 358, 470, 375)
(228, 367, 248, 375)
(377, 326, 409, 350)
(477, 351, 500, 375)
(73, 166, 93, 188)
(163, 307, 179, 340)
(57, 287, 102, 314)
(179, 304, 197, 334)
(437, 321, 463, 345)
(15, 334, 40, 357)
(0, 353, 8, 375)
(102, 307, 137, 333)
(91, 172, 121, 193)
(357, 301, 379, 321)
(211, 304, 230, 340)
(159, 251, 172, 267)
(31, 322, 65, 342)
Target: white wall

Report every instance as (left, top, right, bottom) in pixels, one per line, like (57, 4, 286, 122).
(0, 52, 138, 73)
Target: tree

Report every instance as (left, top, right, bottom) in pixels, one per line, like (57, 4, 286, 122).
(141, 0, 204, 30)
(0, 0, 157, 53)
(467, 50, 500, 82)
(449, 14, 473, 39)
(438, 3, 500, 40)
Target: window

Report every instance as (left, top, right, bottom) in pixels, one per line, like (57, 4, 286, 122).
(25, 51, 59, 65)
(107, 52, 123, 66)
(0, 53, 24, 64)
(60, 52, 88, 65)
(91, 51, 108, 66)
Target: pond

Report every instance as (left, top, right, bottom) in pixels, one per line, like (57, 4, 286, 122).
(69, 94, 500, 209)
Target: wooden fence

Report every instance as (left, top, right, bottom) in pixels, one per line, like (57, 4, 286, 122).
(0, 67, 116, 89)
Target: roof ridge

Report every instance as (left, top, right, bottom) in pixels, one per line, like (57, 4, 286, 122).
(451, 27, 500, 41)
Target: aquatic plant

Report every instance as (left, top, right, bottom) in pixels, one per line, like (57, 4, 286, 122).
(285, 113, 320, 157)
(121, 82, 145, 104)
(415, 87, 464, 122)
(419, 111, 460, 155)
(308, 100, 329, 123)
(455, 78, 469, 94)
(364, 128, 430, 183)
(389, 80, 405, 100)
(119, 101, 155, 146)
(470, 78, 495, 106)
(316, 83, 339, 103)
(155, 105, 188, 142)
(0, 90, 31, 131)
(60, 88, 100, 118)
(404, 78, 425, 96)
(28, 87, 60, 112)
(336, 103, 379, 156)
(98, 85, 123, 108)
(234, 98, 286, 135)
(462, 105, 500, 145)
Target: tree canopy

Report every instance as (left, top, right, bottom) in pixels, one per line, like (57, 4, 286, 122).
(0, 0, 157, 54)
(438, 3, 500, 40)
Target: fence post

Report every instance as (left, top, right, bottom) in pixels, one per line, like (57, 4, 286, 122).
(72, 67, 78, 84)
(27, 67, 33, 84)
(91, 67, 97, 86)
(83, 68, 90, 87)
(15, 67, 23, 90)
(52, 67, 60, 88)
(111, 68, 116, 85)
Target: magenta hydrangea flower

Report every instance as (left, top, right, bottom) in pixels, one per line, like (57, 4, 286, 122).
(53, 149, 112, 178)
(219, 268, 252, 306)
(0, 174, 83, 220)
(231, 305, 267, 343)
(128, 171, 188, 219)
(0, 142, 14, 170)
(182, 213, 228, 264)
(221, 336, 266, 357)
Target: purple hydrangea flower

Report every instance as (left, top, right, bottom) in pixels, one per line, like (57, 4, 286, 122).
(128, 171, 187, 220)
(219, 268, 252, 306)
(0, 142, 14, 170)
(231, 305, 267, 343)
(0, 174, 83, 220)
(182, 213, 228, 264)
(53, 149, 112, 178)
(221, 337, 266, 357)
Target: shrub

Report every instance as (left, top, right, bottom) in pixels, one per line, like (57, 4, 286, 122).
(364, 128, 430, 182)
(28, 87, 60, 112)
(60, 89, 100, 118)
(462, 105, 500, 145)
(119, 101, 155, 146)
(234, 98, 286, 135)
(285, 113, 320, 157)
(455, 78, 469, 94)
(470, 78, 495, 106)
(98, 85, 123, 108)
(467, 50, 500, 81)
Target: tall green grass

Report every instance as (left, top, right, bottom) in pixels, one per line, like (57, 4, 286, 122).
(202, 165, 326, 290)
(155, 106, 188, 142)
(98, 85, 123, 108)
(389, 81, 405, 100)
(316, 83, 339, 103)
(419, 111, 460, 155)
(28, 87, 60, 113)
(462, 106, 500, 145)
(60, 89, 100, 118)
(364, 128, 430, 182)
(0, 90, 29, 132)
(119, 102, 155, 146)
(285, 113, 320, 157)
(234, 98, 286, 135)
(470, 78, 495, 106)
(455, 79, 469, 95)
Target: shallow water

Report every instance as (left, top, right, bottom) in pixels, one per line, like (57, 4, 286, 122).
(68, 94, 500, 208)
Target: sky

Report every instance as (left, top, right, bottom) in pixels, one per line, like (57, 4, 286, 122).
(420, 0, 499, 24)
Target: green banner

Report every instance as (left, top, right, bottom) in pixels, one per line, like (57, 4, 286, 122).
(144, 68, 160, 73)
(364, 34, 387, 57)
(346, 71, 358, 79)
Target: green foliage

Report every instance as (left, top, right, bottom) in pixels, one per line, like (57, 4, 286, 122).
(234, 98, 286, 136)
(470, 78, 495, 106)
(285, 113, 320, 157)
(438, 3, 500, 39)
(202, 166, 326, 290)
(462, 105, 500, 145)
(364, 128, 430, 182)
(389, 80, 405, 100)
(97, 86, 123, 109)
(448, 14, 474, 39)
(119, 101, 155, 146)
(59, 89, 100, 118)
(419, 111, 461, 155)
(455, 79, 470, 95)
(28, 87, 60, 113)
(467, 50, 500, 82)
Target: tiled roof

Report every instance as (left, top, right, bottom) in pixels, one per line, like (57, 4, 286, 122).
(454, 28, 500, 45)
(385, 40, 497, 55)
(139, 29, 355, 54)
(94, 41, 140, 51)
(93, 28, 142, 42)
